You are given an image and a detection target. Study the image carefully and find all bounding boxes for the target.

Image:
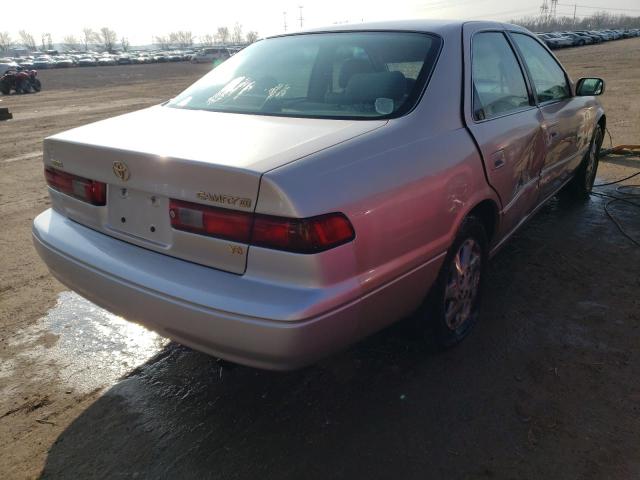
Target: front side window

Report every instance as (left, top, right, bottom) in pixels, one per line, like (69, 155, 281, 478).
(167, 32, 441, 119)
(472, 32, 530, 120)
(511, 33, 571, 103)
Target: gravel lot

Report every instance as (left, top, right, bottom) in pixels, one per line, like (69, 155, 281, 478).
(1, 40, 639, 479)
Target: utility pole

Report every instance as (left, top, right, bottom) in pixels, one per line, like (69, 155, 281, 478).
(539, 0, 549, 29)
(572, 4, 577, 26)
(540, 0, 548, 17)
(298, 5, 304, 29)
(283, 11, 288, 32)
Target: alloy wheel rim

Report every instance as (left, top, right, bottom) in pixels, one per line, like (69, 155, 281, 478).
(444, 238, 482, 331)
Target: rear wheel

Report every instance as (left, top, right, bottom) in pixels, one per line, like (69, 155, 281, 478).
(419, 216, 488, 348)
(32, 78, 42, 92)
(0, 79, 10, 95)
(567, 125, 602, 198)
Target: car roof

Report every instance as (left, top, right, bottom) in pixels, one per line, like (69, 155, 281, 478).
(268, 19, 530, 38)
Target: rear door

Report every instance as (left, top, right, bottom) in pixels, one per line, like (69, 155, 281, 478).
(509, 32, 588, 200)
(463, 25, 546, 239)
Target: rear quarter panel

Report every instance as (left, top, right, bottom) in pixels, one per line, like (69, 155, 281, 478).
(255, 28, 499, 329)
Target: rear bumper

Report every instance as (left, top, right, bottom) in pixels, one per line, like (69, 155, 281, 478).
(33, 209, 443, 369)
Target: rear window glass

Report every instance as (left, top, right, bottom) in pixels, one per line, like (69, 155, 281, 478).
(167, 32, 441, 119)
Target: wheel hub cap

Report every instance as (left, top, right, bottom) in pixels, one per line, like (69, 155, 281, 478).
(444, 239, 482, 331)
(585, 135, 599, 189)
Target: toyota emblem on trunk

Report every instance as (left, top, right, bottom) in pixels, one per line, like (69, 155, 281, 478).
(112, 161, 130, 181)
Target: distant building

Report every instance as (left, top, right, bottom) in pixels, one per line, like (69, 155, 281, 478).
(8, 47, 30, 57)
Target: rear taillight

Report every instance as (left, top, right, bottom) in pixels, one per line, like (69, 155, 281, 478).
(169, 199, 355, 254)
(169, 199, 252, 243)
(44, 167, 106, 206)
(251, 213, 355, 253)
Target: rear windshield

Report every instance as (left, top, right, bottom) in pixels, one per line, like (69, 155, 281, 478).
(167, 32, 441, 119)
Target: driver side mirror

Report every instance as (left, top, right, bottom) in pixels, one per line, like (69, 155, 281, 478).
(576, 77, 605, 96)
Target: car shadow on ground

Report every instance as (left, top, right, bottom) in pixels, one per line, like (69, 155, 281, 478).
(40, 189, 640, 479)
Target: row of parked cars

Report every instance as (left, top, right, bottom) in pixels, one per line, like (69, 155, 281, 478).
(536, 28, 640, 49)
(0, 51, 193, 69)
(0, 47, 241, 70)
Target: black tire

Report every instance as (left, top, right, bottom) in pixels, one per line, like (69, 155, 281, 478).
(21, 81, 33, 94)
(32, 78, 42, 92)
(0, 79, 10, 95)
(567, 124, 603, 198)
(419, 215, 489, 348)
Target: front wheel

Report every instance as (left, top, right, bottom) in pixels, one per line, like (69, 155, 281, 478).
(419, 215, 488, 348)
(567, 125, 602, 198)
(31, 78, 42, 92)
(0, 80, 9, 95)
(20, 81, 33, 94)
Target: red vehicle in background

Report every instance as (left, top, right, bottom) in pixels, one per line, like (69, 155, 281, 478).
(0, 67, 42, 94)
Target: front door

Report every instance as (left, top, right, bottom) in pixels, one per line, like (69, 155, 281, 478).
(509, 32, 587, 199)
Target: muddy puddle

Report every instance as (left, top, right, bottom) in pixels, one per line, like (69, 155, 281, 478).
(0, 291, 167, 397)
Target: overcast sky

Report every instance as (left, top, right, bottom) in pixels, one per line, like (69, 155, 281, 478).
(5, 0, 640, 45)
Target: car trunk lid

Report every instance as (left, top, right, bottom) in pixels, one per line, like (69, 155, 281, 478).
(44, 106, 385, 273)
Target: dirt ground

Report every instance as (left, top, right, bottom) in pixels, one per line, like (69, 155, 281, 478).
(1, 39, 639, 479)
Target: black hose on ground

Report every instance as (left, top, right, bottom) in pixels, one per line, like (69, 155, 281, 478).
(590, 150, 640, 247)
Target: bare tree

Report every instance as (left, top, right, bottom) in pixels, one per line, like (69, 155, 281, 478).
(154, 35, 171, 49)
(216, 26, 230, 45)
(232, 23, 243, 44)
(63, 35, 79, 51)
(0, 32, 12, 52)
(200, 34, 215, 46)
(121, 37, 130, 52)
(99, 27, 117, 52)
(19, 30, 37, 50)
(41, 33, 53, 51)
(245, 31, 259, 44)
(82, 28, 97, 51)
(169, 31, 194, 48)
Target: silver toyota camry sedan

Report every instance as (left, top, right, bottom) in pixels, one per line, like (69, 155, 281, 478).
(33, 20, 606, 369)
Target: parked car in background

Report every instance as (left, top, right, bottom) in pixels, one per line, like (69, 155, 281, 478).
(33, 56, 54, 69)
(97, 55, 117, 66)
(54, 56, 75, 68)
(0, 61, 19, 75)
(561, 32, 593, 45)
(537, 33, 566, 48)
(602, 29, 622, 40)
(546, 32, 575, 47)
(573, 31, 603, 43)
(17, 58, 35, 68)
(78, 56, 97, 67)
(34, 20, 606, 370)
(191, 47, 230, 64)
(117, 55, 132, 65)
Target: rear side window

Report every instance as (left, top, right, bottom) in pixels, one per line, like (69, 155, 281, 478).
(511, 33, 571, 103)
(472, 32, 530, 120)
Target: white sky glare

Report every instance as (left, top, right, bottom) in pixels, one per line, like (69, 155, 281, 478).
(4, 0, 640, 46)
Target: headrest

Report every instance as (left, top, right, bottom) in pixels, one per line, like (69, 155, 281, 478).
(344, 71, 407, 103)
(339, 58, 374, 88)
